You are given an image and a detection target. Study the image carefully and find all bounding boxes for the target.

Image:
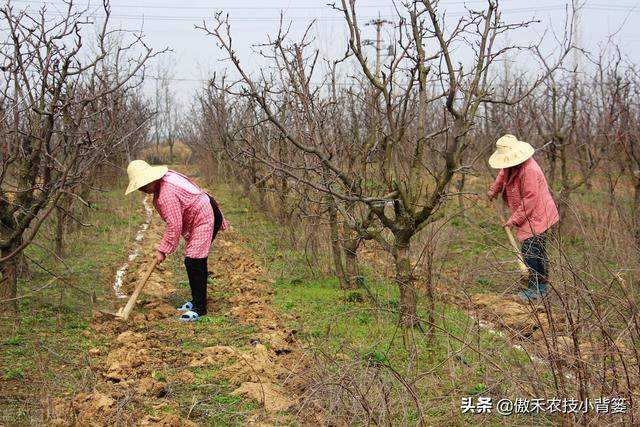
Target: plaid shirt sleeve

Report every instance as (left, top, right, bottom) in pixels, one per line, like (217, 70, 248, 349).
(488, 168, 506, 199)
(155, 186, 183, 255)
(507, 168, 539, 227)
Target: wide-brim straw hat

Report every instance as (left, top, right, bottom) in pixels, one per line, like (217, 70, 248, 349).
(488, 134, 535, 169)
(125, 160, 168, 195)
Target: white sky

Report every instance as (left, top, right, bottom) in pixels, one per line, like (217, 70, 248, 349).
(10, 0, 640, 107)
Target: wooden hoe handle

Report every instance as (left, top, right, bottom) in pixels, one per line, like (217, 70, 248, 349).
(494, 203, 529, 275)
(118, 257, 159, 321)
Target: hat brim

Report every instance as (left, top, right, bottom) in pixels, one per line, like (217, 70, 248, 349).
(488, 142, 535, 169)
(125, 165, 168, 195)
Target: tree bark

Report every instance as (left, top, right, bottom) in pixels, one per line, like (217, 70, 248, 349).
(393, 237, 418, 328)
(0, 246, 19, 313)
(55, 206, 65, 259)
(547, 142, 557, 190)
(17, 252, 31, 280)
(424, 241, 436, 344)
(343, 236, 360, 289)
(456, 173, 466, 213)
(328, 202, 349, 289)
(634, 177, 640, 252)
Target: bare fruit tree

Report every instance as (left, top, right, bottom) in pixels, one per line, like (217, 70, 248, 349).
(198, 0, 573, 340)
(0, 1, 157, 313)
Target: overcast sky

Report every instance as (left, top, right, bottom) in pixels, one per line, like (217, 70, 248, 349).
(11, 0, 640, 106)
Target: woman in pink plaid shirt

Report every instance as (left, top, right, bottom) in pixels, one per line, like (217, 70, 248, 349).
(487, 135, 559, 303)
(125, 160, 228, 321)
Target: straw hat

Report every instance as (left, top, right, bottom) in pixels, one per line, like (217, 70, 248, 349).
(125, 160, 168, 195)
(488, 134, 535, 169)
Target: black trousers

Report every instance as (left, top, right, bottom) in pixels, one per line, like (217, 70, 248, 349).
(184, 195, 223, 316)
(210, 195, 223, 242)
(184, 257, 208, 315)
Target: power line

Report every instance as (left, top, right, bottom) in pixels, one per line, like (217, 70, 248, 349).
(147, 76, 207, 82)
(9, 0, 640, 10)
(35, 5, 640, 22)
(8, 2, 639, 24)
(37, 5, 635, 24)
(145, 75, 371, 87)
(10, 0, 640, 12)
(8, 0, 492, 10)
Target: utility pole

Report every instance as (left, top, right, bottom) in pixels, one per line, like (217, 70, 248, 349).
(572, 7, 581, 71)
(363, 14, 393, 164)
(154, 77, 161, 157)
(365, 14, 392, 79)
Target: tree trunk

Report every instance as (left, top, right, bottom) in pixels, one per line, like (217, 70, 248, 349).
(343, 236, 360, 289)
(456, 173, 466, 213)
(0, 246, 19, 313)
(17, 252, 31, 279)
(547, 142, 557, 189)
(55, 205, 65, 259)
(256, 185, 267, 211)
(393, 237, 418, 328)
(278, 176, 291, 225)
(634, 177, 640, 252)
(424, 241, 436, 344)
(554, 193, 570, 236)
(393, 235, 419, 361)
(328, 202, 349, 289)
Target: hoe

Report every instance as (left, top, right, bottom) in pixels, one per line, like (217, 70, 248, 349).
(97, 257, 158, 321)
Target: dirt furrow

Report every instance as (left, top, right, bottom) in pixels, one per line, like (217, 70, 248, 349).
(358, 239, 637, 381)
(48, 206, 305, 426)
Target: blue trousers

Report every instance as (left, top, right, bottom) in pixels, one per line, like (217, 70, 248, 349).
(521, 232, 548, 293)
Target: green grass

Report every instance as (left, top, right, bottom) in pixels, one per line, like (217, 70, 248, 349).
(1, 169, 586, 426)
(151, 370, 167, 382)
(4, 336, 26, 346)
(190, 382, 259, 425)
(211, 181, 542, 425)
(0, 179, 137, 425)
(191, 365, 222, 385)
(3, 368, 24, 380)
(0, 172, 275, 426)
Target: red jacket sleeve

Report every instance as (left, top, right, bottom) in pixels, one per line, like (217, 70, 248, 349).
(156, 189, 183, 254)
(507, 168, 538, 227)
(488, 169, 506, 198)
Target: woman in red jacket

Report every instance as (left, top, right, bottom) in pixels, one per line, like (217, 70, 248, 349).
(487, 135, 559, 302)
(125, 160, 228, 321)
